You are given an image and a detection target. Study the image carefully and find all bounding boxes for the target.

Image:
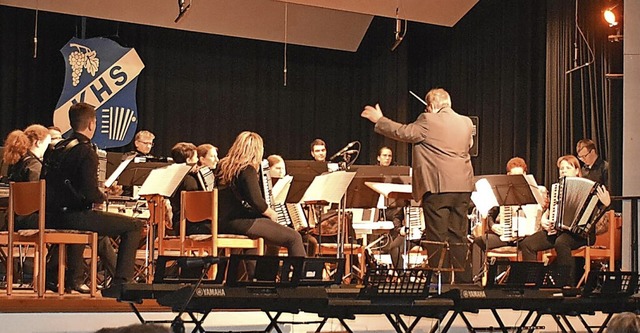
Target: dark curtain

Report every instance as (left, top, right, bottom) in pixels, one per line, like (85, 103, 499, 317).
(545, 0, 622, 193)
(1, 1, 572, 190)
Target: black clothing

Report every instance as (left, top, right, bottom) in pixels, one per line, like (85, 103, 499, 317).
(7, 151, 42, 182)
(421, 191, 472, 283)
(581, 155, 609, 187)
(217, 165, 305, 256)
(4, 151, 43, 230)
(43, 132, 143, 283)
(169, 170, 208, 235)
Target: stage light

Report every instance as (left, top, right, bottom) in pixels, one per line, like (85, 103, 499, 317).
(604, 8, 618, 27)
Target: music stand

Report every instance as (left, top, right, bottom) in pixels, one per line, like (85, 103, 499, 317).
(472, 174, 545, 284)
(136, 163, 192, 282)
(284, 160, 328, 203)
(301, 171, 356, 261)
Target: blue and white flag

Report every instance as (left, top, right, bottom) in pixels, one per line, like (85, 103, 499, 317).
(54, 37, 145, 149)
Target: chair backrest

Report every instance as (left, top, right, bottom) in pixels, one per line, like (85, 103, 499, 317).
(8, 180, 46, 234)
(180, 189, 217, 254)
(592, 210, 618, 250)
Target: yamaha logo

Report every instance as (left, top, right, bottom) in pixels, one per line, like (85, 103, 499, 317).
(54, 37, 145, 149)
(196, 287, 226, 297)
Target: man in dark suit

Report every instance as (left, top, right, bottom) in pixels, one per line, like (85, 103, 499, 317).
(362, 88, 474, 282)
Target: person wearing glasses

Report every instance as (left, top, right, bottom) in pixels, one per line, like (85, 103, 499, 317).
(576, 139, 609, 187)
(123, 130, 156, 160)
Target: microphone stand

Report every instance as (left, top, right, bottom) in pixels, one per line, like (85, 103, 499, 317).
(171, 262, 212, 333)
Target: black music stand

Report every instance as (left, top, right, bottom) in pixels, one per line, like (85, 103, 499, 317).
(472, 174, 544, 284)
(118, 161, 173, 188)
(284, 160, 328, 203)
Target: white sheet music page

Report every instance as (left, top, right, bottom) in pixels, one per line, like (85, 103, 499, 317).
(104, 155, 135, 188)
(471, 178, 499, 217)
(301, 171, 356, 204)
(138, 163, 192, 197)
(524, 174, 547, 206)
(273, 175, 293, 204)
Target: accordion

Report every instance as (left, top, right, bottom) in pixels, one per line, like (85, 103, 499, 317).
(548, 176, 607, 237)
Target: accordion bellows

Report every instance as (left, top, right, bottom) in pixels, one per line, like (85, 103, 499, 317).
(549, 176, 607, 237)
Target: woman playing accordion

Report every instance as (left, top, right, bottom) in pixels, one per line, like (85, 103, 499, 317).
(518, 155, 610, 287)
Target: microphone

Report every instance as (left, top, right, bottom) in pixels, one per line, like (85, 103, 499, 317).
(329, 141, 357, 161)
(343, 150, 358, 155)
(177, 256, 220, 268)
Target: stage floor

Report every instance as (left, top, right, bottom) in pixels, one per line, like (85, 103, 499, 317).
(0, 289, 614, 333)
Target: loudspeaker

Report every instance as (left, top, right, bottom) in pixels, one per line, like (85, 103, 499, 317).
(469, 116, 478, 157)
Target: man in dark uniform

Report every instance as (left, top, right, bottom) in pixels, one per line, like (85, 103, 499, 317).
(43, 102, 144, 298)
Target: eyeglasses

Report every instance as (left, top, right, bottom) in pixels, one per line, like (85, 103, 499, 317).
(137, 140, 154, 146)
(577, 148, 592, 160)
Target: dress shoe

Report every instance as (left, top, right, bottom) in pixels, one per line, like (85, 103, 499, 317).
(66, 283, 91, 294)
(45, 280, 59, 293)
(101, 283, 122, 299)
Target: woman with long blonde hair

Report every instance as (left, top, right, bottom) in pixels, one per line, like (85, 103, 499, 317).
(216, 131, 305, 256)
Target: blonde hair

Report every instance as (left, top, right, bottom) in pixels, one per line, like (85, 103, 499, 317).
(217, 131, 264, 186)
(425, 88, 452, 110)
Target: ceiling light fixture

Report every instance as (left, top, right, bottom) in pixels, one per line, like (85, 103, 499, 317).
(175, 0, 192, 23)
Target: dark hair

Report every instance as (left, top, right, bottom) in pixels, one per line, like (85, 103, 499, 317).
(377, 146, 392, 157)
(69, 102, 96, 131)
(171, 142, 197, 163)
(310, 138, 326, 151)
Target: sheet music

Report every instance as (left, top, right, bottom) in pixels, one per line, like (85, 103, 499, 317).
(524, 174, 547, 206)
(272, 175, 293, 204)
(104, 155, 135, 188)
(137, 163, 193, 197)
(471, 178, 499, 216)
(300, 171, 356, 204)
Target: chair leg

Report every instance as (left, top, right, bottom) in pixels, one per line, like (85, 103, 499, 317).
(58, 245, 66, 296)
(91, 237, 98, 297)
(7, 242, 13, 296)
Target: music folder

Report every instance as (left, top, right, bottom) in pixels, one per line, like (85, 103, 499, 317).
(137, 163, 193, 197)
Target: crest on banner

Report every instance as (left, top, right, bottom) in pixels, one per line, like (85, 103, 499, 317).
(54, 37, 145, 149)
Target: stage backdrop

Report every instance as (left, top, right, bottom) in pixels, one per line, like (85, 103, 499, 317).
(0, 0, 621, 195)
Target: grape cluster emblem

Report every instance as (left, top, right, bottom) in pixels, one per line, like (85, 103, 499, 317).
(68, 43, 100, 86)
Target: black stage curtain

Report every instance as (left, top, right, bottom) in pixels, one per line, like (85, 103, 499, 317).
(1, 0, 617, 194)
(545, 0, 623, 194)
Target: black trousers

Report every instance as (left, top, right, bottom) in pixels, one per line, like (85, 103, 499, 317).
(518, 230, 592, 286)
(52, 210, 144, 283)
(421, 192, 472, 282)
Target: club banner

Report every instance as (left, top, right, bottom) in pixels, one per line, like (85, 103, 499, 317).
(54, 37, 145, 149)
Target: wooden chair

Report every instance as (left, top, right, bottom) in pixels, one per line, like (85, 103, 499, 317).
(0, 180, 98, 297)
(544, 210, 621, 287)
(179, 189, 264, 257)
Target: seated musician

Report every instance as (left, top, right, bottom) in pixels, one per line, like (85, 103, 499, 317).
(267, 154, 318, 256)
(216, 131, 305, 257)
(167, 142, 205, 236)
(195, 143, 219, 190)
(518, 155, 611, 287)
(43, 102, 144, 297)
(473, 157, 542, 252)
(310, 138, 327, 162)
(122, 130, 156, 160)
(372, 147, 409, 268)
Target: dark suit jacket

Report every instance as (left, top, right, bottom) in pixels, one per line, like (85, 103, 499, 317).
(374, 107, 474, 201)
